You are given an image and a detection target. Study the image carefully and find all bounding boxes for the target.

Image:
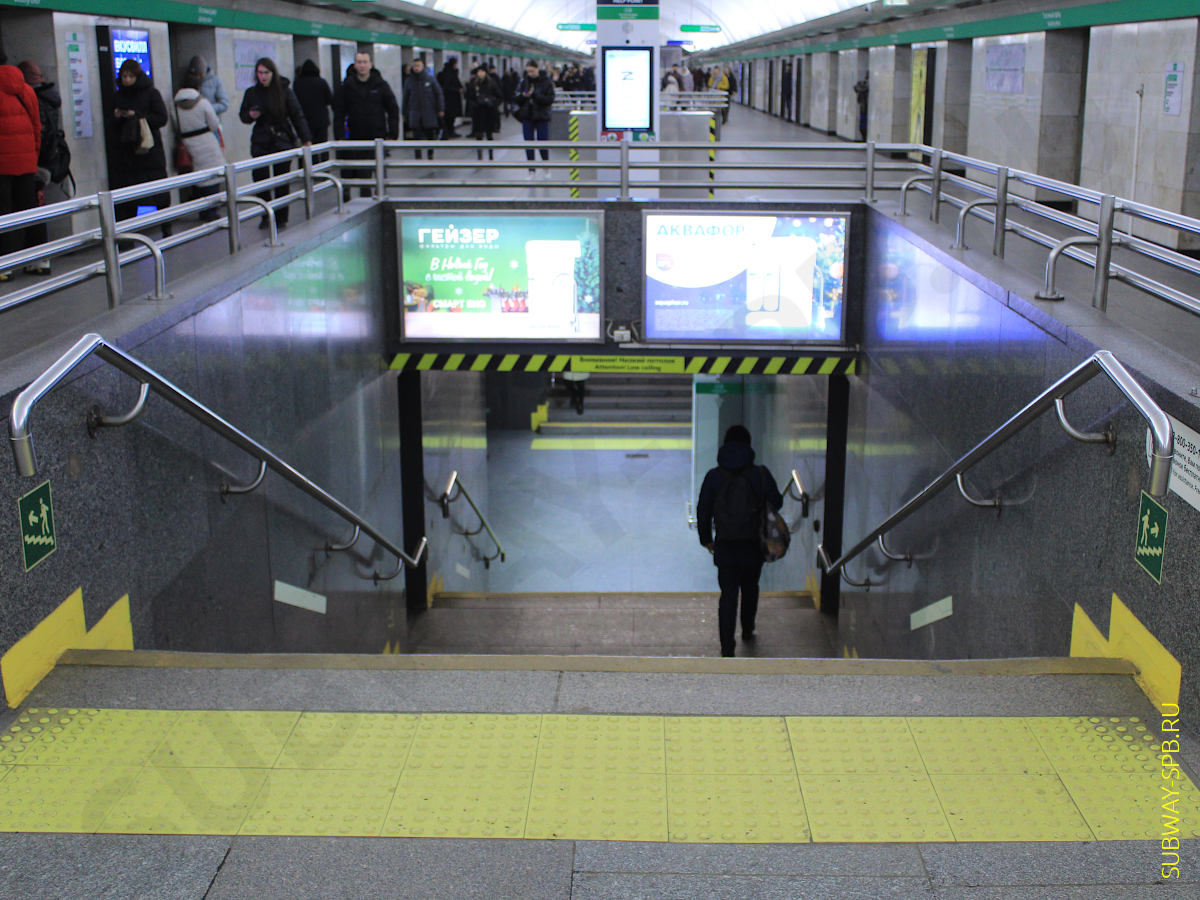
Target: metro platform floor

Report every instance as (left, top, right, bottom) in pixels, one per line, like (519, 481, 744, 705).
(0, 655, 1197, 898)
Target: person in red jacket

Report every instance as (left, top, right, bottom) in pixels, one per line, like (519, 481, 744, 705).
(0, 48, 42, 282)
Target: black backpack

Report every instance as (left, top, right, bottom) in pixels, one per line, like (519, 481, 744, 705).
(713, 466, 763, 543)
(41, 126, 72, 187)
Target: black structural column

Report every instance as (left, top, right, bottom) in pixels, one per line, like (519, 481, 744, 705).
(397, 370, 427, 613)
(819, 373, 850, 617)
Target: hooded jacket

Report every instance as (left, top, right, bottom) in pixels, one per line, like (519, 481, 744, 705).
(111, 68, 168, 181)
(515, 70, 554, 123)
(333, 67, 399, 140)
(0, 64, 40, 176)
(188, 57, 229, 116)
(696, 440, 782, 567)
(172, 87, 224, 171)
(293, 60, 333, 137)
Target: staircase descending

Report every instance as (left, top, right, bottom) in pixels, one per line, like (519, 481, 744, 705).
(537, 373, 692, 438)
(407, 590, 832, 657)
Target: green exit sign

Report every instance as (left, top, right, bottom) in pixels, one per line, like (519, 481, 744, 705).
(557, 23, 597, 31)
(681, 24, 721, 33)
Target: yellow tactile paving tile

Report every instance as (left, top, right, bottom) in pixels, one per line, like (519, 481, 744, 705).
(933, 773, 1095, 842)
(0, 708, 179, 766)
(786, 716, 926, 774)
(383, 770, 532, 838)
(1060, 772, 1200, 841)
(666, 716, 794, 774)
(274, 713, 418, 771)
(98, 766, 268, 834)
(150, 711, 299, 768)
(0, 765, 140, 832)
(241, 770, 399, 836)
(1027, 716, 1160, 774)
(404, 713, 541, 773)
(0, 709, 1196, 842)
(526, 771, 668, 841)
(538, 714, 665, 773)
(668, 774, 809, 842)
(801, 774, 955, 842)
(909, 717, 1054, 774)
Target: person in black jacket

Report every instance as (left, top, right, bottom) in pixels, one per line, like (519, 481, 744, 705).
(293, 59, 332, 162)
(238, 57, 311, 229)
(464, 65, 501, 160)
(401, 59, 443, 160)
(696, 425, 783, 657)
(332, 51, 398, 197)
(110, 59, 171, 236)
(437, 57, 463, 139)
(515, 60, 554, 176)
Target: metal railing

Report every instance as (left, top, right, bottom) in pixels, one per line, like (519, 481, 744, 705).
(7, 333, 426, 581)
(552, 90, 730, 111)
(817, 351, 1173, 586)
(438, 470, 504, 567)
(2, 139, 1200, 329)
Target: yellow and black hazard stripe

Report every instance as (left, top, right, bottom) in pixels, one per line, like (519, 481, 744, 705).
(568, 114, 580, 199)
(389, 352, 857, 375)
(708, 115, 717, 199)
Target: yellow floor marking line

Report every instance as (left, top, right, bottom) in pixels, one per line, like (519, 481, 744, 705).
(1, 591, 133, 708)
(531, 437, 691, 451)
(0, 709, 1196, 843)
(1070, 593, 1182, 711)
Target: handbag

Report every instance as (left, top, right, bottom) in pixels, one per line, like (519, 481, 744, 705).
(174, 138, 193, 172)
(135, 117, 154, 154)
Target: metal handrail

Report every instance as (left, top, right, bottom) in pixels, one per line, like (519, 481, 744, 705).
(818, 350, 1173, 578)
(439, 470, 505, 567)
(8, 333, 426, 580)
(786, 469, 811, 520)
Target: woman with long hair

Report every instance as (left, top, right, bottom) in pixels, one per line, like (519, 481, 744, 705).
(110, 59, 171, 235)
(238, 57, 310, 229)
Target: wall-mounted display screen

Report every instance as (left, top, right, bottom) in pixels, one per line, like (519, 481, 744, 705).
(602, 47, 653, 131)
(109, 28, 153, 82)
(399, 212, 603, 342)
(643, 212, 848, 343)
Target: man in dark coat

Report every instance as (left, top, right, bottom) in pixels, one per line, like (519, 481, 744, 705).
(696, 425, 783, 657)
(402, 59, 443, 159)
(333, 51, 399, 196)
(515, 60, 554, 174)
(293, 60, 333, 145)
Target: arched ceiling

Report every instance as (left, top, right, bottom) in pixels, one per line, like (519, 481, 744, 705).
(428, 1, 868, 52)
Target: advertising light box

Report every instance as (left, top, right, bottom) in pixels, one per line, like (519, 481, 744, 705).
(399, 212, 603, 342)
(644, 213, 848, 343)
(109, 28, 153, 81)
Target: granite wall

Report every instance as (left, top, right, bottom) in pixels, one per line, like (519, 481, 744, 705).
(836, 49, 868, 141)
(930, 40, 972, 154)
(842, 208, 1200, 719)
(0, 216, 407, 668)
(809, 53, 837, 135)
(867, 45, 913, 144)
(1079, 19, 1200, 250)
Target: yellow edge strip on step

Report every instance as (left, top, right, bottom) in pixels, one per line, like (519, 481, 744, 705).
(1, 706, 1193, 843)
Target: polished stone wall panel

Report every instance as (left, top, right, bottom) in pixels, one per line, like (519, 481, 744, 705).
(846, 208, 1200, 726)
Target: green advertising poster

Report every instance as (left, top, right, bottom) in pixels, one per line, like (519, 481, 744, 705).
(400, 214, 602, 341)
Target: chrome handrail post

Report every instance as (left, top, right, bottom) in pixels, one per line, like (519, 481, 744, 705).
(301, 144, 315, 220)
(374, 138, 386, 199)
(96, 190, 122, 309)
(930, 148, 944, 224)
(994, 166, 1010, 257)
(120, 233, 170, 301)
(1093, 194, 1117, 312)
(619, 142, 631, 200)
(864, 140, 876, 202)
(1036, 235, 1099, 301)
(223, 164, 241, 254)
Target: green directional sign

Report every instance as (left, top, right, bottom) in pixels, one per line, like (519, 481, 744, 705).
(681, 24, 722, 33)
(18, 480, 56, 572)
(557, 23, 597, 31)
(1134, 491, 1168, 583)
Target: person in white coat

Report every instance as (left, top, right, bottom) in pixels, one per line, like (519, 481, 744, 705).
(173, 86, 224, 221)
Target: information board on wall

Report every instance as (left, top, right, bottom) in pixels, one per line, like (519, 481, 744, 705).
(399, 212, 603, 342)
(602, 47, 654, 132)
(65, 32, 93, 138)
(643, 213, 848, 343)
(234, 40, 276, 90)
